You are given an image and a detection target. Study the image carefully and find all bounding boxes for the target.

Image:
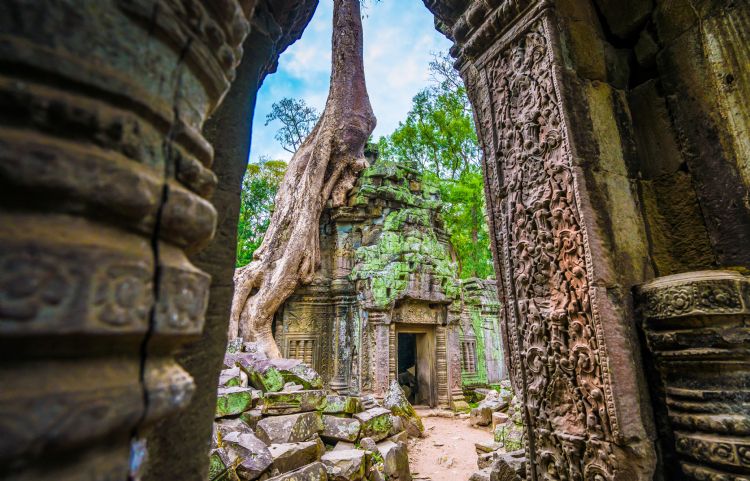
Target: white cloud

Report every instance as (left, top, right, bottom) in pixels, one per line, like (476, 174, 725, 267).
(249, 0, 452, 163)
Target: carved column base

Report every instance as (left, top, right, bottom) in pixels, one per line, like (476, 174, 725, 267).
(637, 270, 750, 479)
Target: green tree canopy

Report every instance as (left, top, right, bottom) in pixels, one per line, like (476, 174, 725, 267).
(377, 53, 493, 279)
(236, 157, 287, 267)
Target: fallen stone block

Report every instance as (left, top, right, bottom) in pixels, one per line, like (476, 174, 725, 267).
(220, 367, 246, 388)
(469, 468, 491, 481)
(216, 387, 260, 418)
(321, 415, 361, 442)
(256, 412, 324, 445)
(332, 441, 356, 451)
(236, 357, 286, 393)
(475, 440, 503, 454)
(359, 437, 377, 452)
(263, 390, 327, 415)
(492, 412, 509, 429)
(388, 431, 408, 445)
(209, 448, 241, 481)
(469, 406, 493, 427)
(488, 450, 525, 481)
(493, 422, 524, 451)
(321, 449, 368, 481)
(214, 418, 255, 448)
(324, 395, 362, 415)
(274, 359, 324, 390)
(376, 440, 411, 481)
(215, 431, 273, 480)
(383, 381, 424, 438)
(354, 407, 392, 442)
(269, 437, 326, 474)
(266, 461, 328, 481)
(239, 408, 263, 431)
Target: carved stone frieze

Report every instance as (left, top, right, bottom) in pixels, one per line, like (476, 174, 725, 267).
(637, 270, 750, 480)
(453, 5, 654, 479)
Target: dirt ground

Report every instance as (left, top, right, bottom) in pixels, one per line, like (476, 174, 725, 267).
(408, 409, 493, 481)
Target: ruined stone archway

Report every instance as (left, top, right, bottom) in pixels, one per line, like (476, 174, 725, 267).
(1, 1, 749, 480)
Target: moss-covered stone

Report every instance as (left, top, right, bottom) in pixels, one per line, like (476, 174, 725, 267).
(383, 381, 424, 437)
(354, 407, 393, 442)
(324, 395, 362, 415)
(215, 387, 259, 418)
(262, 390, 328, 415)
(235, 358, 286, 393)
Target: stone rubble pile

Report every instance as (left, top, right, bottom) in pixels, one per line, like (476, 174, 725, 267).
(210, 342, 420, 481)
(468, 382, 527, 481)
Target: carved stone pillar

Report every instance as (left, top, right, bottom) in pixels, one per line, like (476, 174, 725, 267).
(637, 270, 750, 480)
(445, 323, 465, 408)
(0, 1, 252, 478)
(424, 1, 657, 479)
(330, 280, 355, 394)
(368, 311, 392, 399)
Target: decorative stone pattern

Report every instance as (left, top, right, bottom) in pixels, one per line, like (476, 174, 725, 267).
(0, 0, 252, 477)
(275, 160, 505, 407)
(637, 270, 750, 480)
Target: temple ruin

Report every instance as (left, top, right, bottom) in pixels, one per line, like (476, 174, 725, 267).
(1, 0, 749, 480)
(273, 158, 505, 407)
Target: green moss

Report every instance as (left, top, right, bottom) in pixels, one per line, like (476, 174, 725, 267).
(215, 389, 255, 418)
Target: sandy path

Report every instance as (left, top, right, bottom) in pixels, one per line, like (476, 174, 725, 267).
(407, 410, 493, 481)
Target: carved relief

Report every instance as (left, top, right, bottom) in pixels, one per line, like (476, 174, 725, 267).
(482, 16, 618, 480)
(637, 270, 750, 479)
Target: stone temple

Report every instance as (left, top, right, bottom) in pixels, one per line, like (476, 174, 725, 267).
(274, 158, 505, 408)
(1, 0, 749, 480)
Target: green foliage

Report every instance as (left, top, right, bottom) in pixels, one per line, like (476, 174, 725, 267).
(377, 53, 493, 279)
(236, 158, 287, 267)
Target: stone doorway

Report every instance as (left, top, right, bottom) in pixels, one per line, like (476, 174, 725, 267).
(396, 326, 437, 408)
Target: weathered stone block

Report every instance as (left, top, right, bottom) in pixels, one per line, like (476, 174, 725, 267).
(321, 415, 361, 442)
(332, 441, 357, 451)
(240, 408, 263, 431)
(376, 440, 411, 481)
(383, 380, 424, 437)
(220, 367, 246, 388)
(216, 387, 260, 418)
(214, 418, 255, 448)
(388, 431, 408, 445)
(491, 412, 509, 429)
(488, 450, 525, 481)
(236, 357, 286, 393)
(269, 437, 325, 474)
(266, 461, 328, 481)
(216, 431, 273, 480)
(324, 395, 362, 415)
(209, 449, 241, 481)
(475, 441, 503, 454)
(256, 412, 324, 445)
(321, 449, 368, 481)
(274, 359, 325, 390)
(493, 423, 524, 451)
(353, 407, 393, 442)
(263, 390, 327, 415)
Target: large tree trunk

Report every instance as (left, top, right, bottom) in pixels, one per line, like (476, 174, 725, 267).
(230, 0, 376, 358)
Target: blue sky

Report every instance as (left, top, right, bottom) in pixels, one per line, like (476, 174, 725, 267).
(250, 0, 453, 162)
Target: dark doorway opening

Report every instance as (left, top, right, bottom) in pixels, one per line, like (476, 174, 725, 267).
(398, 333, 417, 404)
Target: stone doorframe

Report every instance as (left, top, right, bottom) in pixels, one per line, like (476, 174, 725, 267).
(393, 324, 438, 408)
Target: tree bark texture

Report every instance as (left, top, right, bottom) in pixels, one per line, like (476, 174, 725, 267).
(230, 0, 376, 357)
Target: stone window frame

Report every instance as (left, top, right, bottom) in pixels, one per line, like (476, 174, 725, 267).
(461, 339, 478, 374)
